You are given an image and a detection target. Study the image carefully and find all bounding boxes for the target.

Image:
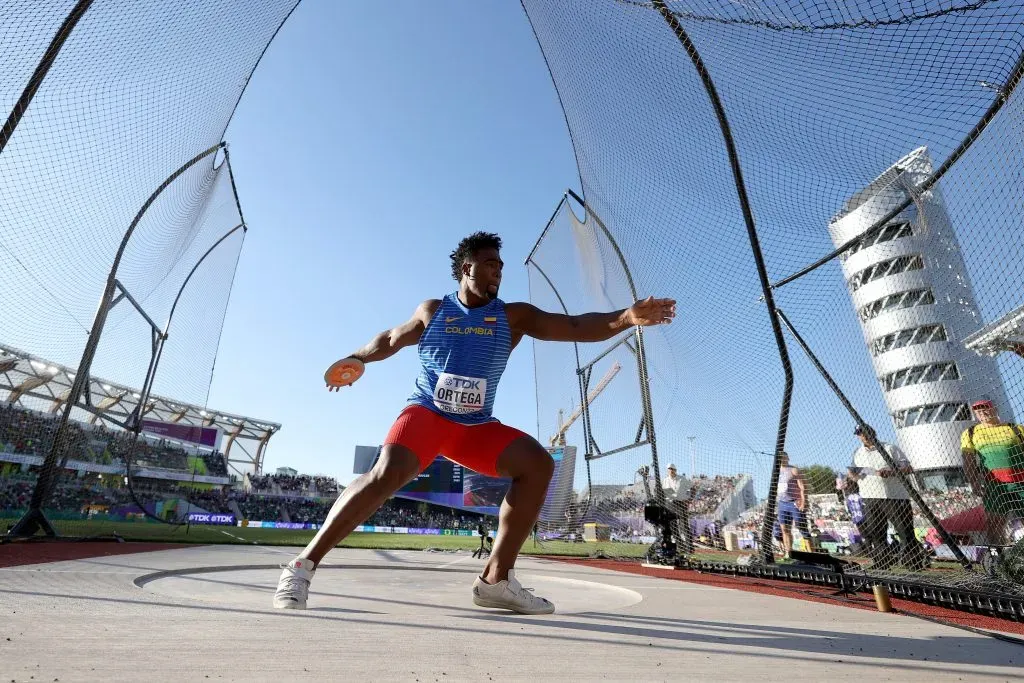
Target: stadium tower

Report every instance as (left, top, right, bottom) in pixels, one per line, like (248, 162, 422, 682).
(829, 147, 1011, 489)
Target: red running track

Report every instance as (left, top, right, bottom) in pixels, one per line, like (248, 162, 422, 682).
(0, 541, 192, 568)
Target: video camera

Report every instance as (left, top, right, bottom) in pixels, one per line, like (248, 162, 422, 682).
(644, 502, 678, 565)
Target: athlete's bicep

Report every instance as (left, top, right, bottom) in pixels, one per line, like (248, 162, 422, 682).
(391, 300, 440, 349)
(506, 302, 571, 341)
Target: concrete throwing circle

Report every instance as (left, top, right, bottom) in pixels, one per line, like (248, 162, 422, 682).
(135, 563, 643, 615)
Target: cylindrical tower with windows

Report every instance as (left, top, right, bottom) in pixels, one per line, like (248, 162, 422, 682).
(829, 147, 1010, 487)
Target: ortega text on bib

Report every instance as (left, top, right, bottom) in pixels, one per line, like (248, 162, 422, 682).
(433, 372, 487, 414)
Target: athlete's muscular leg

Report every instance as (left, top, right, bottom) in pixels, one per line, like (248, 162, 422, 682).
(298, 445, 420, 566)
(481, 437, 554, 585)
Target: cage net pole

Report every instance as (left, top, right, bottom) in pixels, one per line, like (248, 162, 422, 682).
(650, 0, 794, 564)
(521, 0, 1024, 600)
(0, 0, 94, 157)
(8, 143, 224, 537)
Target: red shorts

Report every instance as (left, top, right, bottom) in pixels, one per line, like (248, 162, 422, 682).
(384, 405, 529, 477)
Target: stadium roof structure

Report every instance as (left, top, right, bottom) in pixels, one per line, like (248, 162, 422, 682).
(0, 342, 281, 476)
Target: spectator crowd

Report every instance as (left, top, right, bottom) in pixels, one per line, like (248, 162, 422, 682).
(1, 469, 488, 532)
(1, 403, 227, 477)
(689, 475, 738, 516)
(247, 472, 338, 496)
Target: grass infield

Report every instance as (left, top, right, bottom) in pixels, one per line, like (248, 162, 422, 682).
(0, 518, 649, 557)
(0, 518, 972, 572)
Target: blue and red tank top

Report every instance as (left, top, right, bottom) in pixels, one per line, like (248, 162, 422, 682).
(408, 292, 512, 425)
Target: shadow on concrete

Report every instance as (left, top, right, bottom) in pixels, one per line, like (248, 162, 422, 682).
(1, 586, 1020, 675)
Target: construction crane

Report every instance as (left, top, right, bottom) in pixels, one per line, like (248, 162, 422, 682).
(549, 361, 621, 447)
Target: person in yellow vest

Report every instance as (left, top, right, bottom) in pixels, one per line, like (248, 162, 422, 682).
(961, 399, 1024, 546)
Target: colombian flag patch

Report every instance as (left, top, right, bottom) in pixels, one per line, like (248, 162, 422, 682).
(483, 316, 497, 325)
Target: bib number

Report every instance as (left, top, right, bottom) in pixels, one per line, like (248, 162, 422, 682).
(433, 373, 487, 414)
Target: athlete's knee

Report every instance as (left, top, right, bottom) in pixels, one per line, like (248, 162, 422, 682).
(499, 437, 553, 481)
(534, 447, 555, 481)
(370, 445, 421, 489)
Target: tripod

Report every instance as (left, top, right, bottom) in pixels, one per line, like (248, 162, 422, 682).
(472, 530, 492, 559)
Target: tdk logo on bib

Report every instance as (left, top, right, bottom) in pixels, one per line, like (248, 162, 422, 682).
(433, 372, 487, 414)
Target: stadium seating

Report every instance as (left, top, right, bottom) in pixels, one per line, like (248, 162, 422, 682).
(0, 469, 487, 531)
(0, 403, 228, 477)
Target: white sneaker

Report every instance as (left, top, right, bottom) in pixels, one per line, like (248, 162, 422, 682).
(273, 558, 315, 609)
(472, 569, 555, 615)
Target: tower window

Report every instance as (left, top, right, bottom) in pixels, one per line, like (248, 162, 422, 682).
(841, 222, 913, 263)
(871, 324, 947, 356)
(849, 254, 924, 292)
(859, 288, 935, 322)
(893, 402, 971, 428)
(881, 362, 959, 391)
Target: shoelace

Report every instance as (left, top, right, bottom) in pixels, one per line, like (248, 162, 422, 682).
(511, 583, 548, 604)
(278, 575, 309, 596)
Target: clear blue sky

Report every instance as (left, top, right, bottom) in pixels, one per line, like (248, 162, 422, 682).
(207, 1, 579, 483)
(1, 1, 1018, 504)
(201, 0, 1022, 494)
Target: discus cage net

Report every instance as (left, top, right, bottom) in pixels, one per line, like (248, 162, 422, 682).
(522, 0, 1024, 608)
(0, 0, 296, 541)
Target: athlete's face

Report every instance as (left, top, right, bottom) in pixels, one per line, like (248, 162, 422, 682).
(465, 247, 503, 300)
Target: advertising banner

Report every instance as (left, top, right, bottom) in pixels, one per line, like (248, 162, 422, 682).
(141, 419, 220, 449)
(187, 512, 236, 525)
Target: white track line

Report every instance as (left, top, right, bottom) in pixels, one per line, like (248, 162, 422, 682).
(439, 553, 477, 569)
(256, 545, 298, 556)
(217, 530, 297, 557)
(219, 529, 257, 544)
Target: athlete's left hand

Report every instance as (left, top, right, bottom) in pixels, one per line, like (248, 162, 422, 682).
(625, 297, 676, 327)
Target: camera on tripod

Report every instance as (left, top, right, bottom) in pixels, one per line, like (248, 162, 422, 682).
(644, 502, 675, 528)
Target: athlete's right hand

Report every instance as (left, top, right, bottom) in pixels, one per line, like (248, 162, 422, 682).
(324, 357, 365, 392)
(625, 296, 676, 327)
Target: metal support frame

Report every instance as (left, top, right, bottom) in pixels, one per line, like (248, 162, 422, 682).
(563, 188, 666, 508)
(651, 1, 794, 564)
(775, 307, 974, 570)
(8, 142, 228, 538)
(125, 222, 246, 434)
(576, 332, 651, 462)
(526, 189, 675, 557)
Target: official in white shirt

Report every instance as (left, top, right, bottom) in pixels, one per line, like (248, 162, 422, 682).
(849, 426, 926, 571)
(664, 463, 693, 554)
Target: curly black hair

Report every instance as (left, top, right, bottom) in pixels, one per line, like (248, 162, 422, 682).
(449, 231, 502, 282)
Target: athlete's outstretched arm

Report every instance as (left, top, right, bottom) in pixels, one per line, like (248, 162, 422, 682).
(347, 299, 440, 363)
(506, 297, 675, 343)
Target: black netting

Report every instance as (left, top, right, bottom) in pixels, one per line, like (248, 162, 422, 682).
(1, 1, 297, 539)
(523, 0, 1024, 594)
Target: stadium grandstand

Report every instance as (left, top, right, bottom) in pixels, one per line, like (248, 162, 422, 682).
(1, 466, 487, 532)
(551, 473, 755, 545)
(0, 342, 280, 477)
(0, 348, 487, 531)
(722, 484, 1009, 563)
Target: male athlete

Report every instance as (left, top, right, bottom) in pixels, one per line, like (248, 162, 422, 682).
(274, 231, 675, 614)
